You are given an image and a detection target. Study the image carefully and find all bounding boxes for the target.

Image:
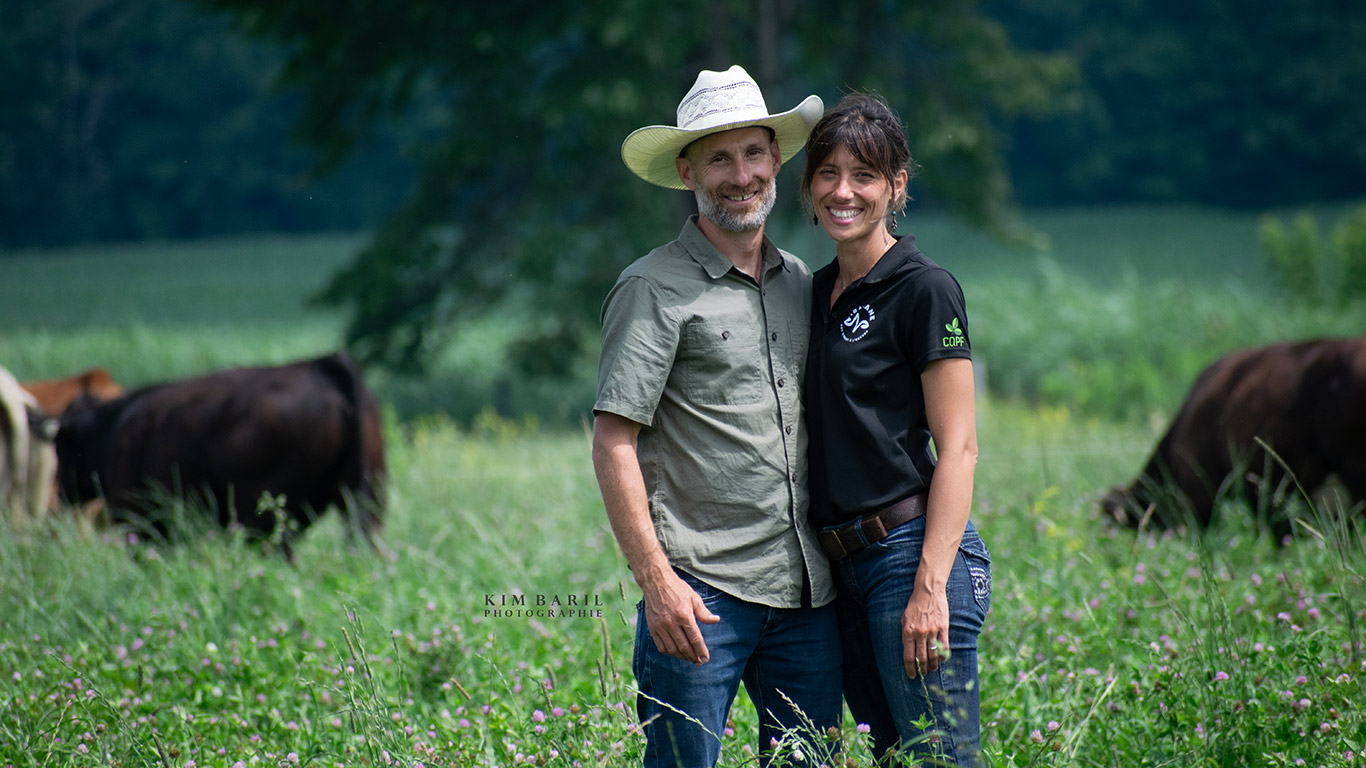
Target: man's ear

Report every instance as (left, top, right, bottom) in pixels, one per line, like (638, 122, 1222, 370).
(770, 139, 782, 174)
(675, 156, 697, 190)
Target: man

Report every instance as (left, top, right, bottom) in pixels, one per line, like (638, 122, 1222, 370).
(592, 65, 840, 768)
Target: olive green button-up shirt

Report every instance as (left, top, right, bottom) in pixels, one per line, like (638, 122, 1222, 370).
(595, 216, 833, 608)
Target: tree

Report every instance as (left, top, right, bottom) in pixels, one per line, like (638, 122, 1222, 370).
(191, 0, 1072, 375)
(0, 0, 412, 248)
(989, 0, 1366, 207)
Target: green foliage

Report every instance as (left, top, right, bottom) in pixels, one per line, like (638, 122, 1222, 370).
(0, 0, 411, 248)
(1259, 204, 1366, 306)
(1260, 212, 1325, 303)
(992, 0, 1366, 208)
(1332, 205, 1366, 303)
(188, 0, 1073, 374)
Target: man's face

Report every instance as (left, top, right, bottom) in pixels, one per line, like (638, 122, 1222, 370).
(676, 126, 781, 233)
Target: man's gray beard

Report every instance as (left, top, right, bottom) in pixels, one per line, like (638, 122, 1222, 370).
(695, 178, 777, 233)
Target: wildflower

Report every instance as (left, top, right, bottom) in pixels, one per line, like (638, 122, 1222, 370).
(857, 723, 871, 734)
(1046, 721, 1060, 732)
(532, 709, 546, 723)
(1214, 671, 1229, 681)
(552, 707, 564, 717)
(1029, 730, 1044, 744)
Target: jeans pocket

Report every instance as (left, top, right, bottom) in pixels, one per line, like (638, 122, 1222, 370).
(957, 538, 992, 617)
(675, 568, 725, 606)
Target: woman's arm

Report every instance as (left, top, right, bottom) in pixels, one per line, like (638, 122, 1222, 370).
(902, 357, 978, 678)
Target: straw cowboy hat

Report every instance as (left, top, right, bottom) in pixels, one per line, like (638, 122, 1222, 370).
(621, 65, 823, 190)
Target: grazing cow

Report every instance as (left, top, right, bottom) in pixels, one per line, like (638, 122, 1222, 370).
(1, 366, 58, 524)
(1102, 337, 1366, 537)
(55, 353, 386, 557)
(21, 367, 124, 418)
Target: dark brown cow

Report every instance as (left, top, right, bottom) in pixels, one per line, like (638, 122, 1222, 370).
(1102, 337, 1366, 537)
(21, 368, 124, 417)
(55, 353, 386, 557)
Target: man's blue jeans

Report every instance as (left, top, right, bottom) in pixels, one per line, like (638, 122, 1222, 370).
(632, 569, 843, 768)
(832, 517, 992, 766)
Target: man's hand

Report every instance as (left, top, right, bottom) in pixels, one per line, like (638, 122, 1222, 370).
(640, 566, 720, 664)
(902, 586, 950, 679)
(592, 411, 719, 663)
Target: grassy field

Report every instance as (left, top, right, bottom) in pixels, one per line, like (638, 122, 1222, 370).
(2, 205, 1364, 766)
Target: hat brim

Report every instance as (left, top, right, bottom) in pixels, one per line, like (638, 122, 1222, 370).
(621, 94, 824, 190)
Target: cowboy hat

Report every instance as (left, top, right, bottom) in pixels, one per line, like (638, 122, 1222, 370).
(621, 65, 823, 190)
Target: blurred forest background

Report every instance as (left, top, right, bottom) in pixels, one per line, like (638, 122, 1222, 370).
(3, 0, 1365, 423)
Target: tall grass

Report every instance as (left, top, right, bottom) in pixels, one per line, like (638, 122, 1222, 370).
(2, 403, 1363, 765)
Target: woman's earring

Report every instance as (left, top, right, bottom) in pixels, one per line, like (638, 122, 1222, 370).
(889, 216, 898, 233)
(812, 213, 819, 226)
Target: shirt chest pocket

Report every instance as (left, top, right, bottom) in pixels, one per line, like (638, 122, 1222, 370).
(680, 318, 766, 405)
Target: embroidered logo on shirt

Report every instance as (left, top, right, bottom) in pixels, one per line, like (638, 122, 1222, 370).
(943, 317, 966, 348)
(840, 305, 875, 342)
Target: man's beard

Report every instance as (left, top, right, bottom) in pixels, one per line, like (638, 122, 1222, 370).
(695, 176, 777, 233)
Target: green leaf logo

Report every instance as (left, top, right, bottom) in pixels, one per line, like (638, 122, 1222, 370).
(943, 317, 966, 348)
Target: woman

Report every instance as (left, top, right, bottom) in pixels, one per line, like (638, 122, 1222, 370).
(801, 92, 992, 766)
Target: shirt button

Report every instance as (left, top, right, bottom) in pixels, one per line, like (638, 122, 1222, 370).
(777, 378, 785, 387)
(721, 330, 730, 340)
(770, 332, 778, 341)
(785, 425, 793, 435)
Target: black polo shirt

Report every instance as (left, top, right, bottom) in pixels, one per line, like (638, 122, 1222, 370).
(805, 234, 971, 528)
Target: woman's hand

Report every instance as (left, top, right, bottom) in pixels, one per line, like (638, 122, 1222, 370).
(902, 585, 950, 678)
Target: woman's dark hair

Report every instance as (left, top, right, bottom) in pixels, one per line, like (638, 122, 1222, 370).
(800, 92, 915, 227)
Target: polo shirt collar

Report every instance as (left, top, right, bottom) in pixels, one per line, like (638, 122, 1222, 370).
(679, 215, 785, 280)
(857, 234, 920, 284)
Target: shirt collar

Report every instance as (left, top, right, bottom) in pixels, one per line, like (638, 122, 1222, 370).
(679, 215, 786, 280)
(859, 233, 920, 284)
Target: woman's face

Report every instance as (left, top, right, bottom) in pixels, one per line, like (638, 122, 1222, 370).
(809, 145, 905, 248)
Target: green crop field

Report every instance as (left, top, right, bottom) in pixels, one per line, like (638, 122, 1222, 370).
(2, 204, 1364, 766)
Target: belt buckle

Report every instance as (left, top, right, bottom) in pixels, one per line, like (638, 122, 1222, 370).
(860, 512, 888, 544)
(821, 530, 849, 560)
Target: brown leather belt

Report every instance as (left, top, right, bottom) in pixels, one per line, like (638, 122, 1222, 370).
(817, 493, 928, 561)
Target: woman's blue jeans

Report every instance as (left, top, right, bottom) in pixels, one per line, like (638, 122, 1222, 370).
(832, 517, 992, 766)
(633, 569, 843, 768)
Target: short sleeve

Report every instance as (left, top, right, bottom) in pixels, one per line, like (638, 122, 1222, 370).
(903, 267, 970, 372)
(594, 275, 680, 426)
